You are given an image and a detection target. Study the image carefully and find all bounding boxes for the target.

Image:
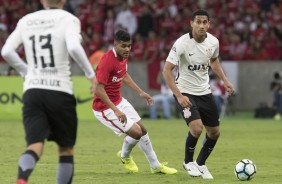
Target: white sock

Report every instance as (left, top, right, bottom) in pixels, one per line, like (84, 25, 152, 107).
(121, 136, 139, 158)
(138, 133, 160, 169)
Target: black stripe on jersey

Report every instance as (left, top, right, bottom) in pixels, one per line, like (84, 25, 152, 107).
(189, 32, 193, 39)
(189, 32, 208, 39)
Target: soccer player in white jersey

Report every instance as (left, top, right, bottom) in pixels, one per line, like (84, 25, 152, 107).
(93, 30, 177, 175)
(1, 0, 96, 183)
(163, 9, 235, 179)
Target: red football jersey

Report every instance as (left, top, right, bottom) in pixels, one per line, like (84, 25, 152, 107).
(92, 49, 127, 111)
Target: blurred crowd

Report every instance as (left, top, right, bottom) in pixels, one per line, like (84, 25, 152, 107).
(0, 0, 282, 63)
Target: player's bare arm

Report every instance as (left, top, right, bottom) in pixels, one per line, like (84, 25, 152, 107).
(163, 61, 192, 108)
(123, 73, 154, 106)
(89, 76, 97, 93)
(94, 82, 127, 123)
(210, 57, 235, 95)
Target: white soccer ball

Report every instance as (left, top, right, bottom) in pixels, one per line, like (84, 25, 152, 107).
(234, 159, 257, 181)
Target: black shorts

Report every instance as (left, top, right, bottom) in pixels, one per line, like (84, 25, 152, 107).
(175, 93, 219, 127)
(23, 89, 77, 147)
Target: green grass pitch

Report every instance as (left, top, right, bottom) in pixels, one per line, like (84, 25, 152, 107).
(0, 113, 281, 184)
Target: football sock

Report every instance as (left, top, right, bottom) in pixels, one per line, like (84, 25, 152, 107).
(121, 136, 139, 158)
(17, 150, 39, 181)
(184, 131, 198, 163)
(196, 134, 217, 166)
(57, 155, 74, 184)
(138, 133, 160, 169)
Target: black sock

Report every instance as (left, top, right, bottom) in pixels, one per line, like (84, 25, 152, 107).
(18, 150, 39, 181)
(57, 155, 74, 184)
(196, 134, 217, 166)
(184, 132, 198, 163)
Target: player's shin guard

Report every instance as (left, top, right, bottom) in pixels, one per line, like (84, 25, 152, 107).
(196, 134, 217, 165)
(57, 155, 74, 184)
(185, 131, 198, 163)
(17, 150, 39, 181)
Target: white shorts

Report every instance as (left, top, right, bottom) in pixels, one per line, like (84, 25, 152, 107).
(93, 98, 141, 136)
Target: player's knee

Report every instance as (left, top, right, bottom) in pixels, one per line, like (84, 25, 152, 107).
(193, 127, 203, 137)
(27, 142, 44, 157)
(207, 129, 220, 139)
(189, 122, 203, 137)
(58, 147, 74, 156)
(137, 122, 147, 135)
(127, 124, 143, 140)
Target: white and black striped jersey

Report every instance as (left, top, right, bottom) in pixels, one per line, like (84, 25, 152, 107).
(2, 8, 94, 94)
(166, 32, 219, 95)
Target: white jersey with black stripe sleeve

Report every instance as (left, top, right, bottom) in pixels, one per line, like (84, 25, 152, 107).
(2, 8, 94, 94)
(166, 32, 219, 96)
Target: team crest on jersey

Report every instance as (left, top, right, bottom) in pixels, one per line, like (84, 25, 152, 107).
(206, 48, 212, 58)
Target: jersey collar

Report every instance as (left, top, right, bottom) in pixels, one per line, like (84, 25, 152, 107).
(189, 32, 208, 39)
(112, 48, 118, 57)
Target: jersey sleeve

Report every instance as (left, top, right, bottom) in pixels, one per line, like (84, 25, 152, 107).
(212, 40, 219, 59)
(1, 19, 27, 76)
(166, 39, 183, 66)
(64, 16, 95, 79)
(95, 55, 111, 85)
(64, 17, 82, 42)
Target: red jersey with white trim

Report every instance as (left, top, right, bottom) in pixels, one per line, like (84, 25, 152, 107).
(92, 48, 127, 111)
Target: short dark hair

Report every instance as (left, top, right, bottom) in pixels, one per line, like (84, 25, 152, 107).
(114, 30, 131, 42)
(192, 9, 210, 21)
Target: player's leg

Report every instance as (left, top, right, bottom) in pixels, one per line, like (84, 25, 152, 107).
(17, 89, 48, 183)
(136, 121, 177, 174)
(182, 119, 203, 177)
(175, 93, 203, 176)
(194, 126, 219, 179)
(45, 90, 77, 183)
(136, 122, 160, 169)
(17, 143, 43, 184)
(196, 126, 220, 166)
(194, 93, 220, 179)
(57, 147, 74, 184)
(93, 98, 142, 172)
(117, 124, 142, 173)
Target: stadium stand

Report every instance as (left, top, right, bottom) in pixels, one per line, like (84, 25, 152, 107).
(0, 0, 281, 63)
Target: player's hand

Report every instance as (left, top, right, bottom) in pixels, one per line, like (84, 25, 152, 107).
(114, 109, 127, 123)
(140, 92, 154, 106)
(177, 95, 192, 108)
(224, 80, 235, 96)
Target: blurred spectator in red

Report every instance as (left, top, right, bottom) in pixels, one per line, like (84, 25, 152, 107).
(86, 2, 105, 36)
(244, 40, 268, 61)
(228, 34, 247, 61)
(85, 32, 103, 56)
(103, 9, 115, 43)
(130, 0, 143, 18)
(74, 5, 88, 32)
(143, 30, 160, 62)
(158, 10, 174, 32)
(131, 32, 145, 61)
(137, 4, 154, 39)
(0, 6, 8, 31)
(263, 30, 281, 60)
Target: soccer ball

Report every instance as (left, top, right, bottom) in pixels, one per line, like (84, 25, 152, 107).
(234, 159, 256, 181)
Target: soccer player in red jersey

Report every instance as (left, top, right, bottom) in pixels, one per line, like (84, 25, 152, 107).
(92, 29, 177, 174)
